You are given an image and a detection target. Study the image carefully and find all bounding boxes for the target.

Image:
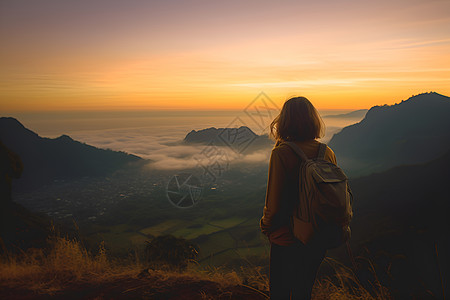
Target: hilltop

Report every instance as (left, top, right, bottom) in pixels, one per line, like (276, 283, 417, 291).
(329, 92, 450, 177)
(0, 233, 389, 300)
(183, 126, 274, 154)
(0, 270, 266, 300)
(0, 117, 143, 191)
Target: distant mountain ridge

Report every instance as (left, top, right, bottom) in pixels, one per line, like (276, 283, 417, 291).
(183, 126, 274, 153)
(329, 92, 450, 177)
(0, 117, 142, 191)
(323, 109, 368, 119)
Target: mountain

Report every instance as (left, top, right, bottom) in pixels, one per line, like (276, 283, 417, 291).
(0, 117, 142, 191)
(329, 92, 450, 177)
(183, 126, 274, 153)
(348, 149, 450, 299)
(323, 109, 368, 119)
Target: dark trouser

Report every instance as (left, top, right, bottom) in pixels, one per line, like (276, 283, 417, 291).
(269, 239, 326, 300)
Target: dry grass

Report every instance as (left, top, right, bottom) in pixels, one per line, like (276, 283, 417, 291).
(231, 254, 391, 300)
(0, 235, 391, 299)
(1, 236, 114, 293)
(312, 257, 391, 300)
(0, 234, 251, 297)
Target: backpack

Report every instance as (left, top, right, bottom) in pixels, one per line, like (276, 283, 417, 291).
(281, 141, 353, 249)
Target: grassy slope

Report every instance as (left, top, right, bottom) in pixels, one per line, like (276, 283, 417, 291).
(0, 235, 390, 300)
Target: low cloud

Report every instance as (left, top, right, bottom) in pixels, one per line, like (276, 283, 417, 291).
(69, 126, 271, 171)
(146, 143, 270, 171)
(65, 117, 355, 173)
(233, 149, 271, 164)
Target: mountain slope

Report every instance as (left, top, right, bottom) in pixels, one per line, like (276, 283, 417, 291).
(0, 117, 142, 191)
(348, 149, 450, 298)
(351, 148, 450, 243)
(329, 92, 450, 177)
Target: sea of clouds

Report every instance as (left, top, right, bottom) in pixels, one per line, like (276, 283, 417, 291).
(14, 109, 364, 171)
(68, 125, 273, 170)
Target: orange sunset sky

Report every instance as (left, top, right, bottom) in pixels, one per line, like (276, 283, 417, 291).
(1, 0, 450, 112)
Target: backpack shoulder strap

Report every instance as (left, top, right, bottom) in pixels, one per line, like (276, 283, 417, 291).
(317, 143, 327, 160)
(280, 141, 309, 161)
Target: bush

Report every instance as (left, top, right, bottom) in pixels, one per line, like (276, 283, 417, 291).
(145, 235, 199, 271)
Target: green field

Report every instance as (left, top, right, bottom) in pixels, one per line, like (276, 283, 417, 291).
(83, 215, 268, 266)
(139, 219, 184, 236)
(208, 217, 247, 228)
(170, 223, 222, 239)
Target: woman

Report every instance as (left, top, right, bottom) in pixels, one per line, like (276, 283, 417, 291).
(260, 96, 337, 299)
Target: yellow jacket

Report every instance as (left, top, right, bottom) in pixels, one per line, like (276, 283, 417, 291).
(260, 139, 337, 245)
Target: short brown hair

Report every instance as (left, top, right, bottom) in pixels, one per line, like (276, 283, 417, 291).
(270, 96, 324, 142)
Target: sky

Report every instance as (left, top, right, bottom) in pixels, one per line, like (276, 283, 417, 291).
(1, 0, 450, 112)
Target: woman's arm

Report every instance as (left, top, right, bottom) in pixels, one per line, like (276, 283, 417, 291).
(260, 149, 287, 236)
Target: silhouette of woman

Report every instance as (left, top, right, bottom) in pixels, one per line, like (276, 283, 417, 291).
(260, 97, 337, 299)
